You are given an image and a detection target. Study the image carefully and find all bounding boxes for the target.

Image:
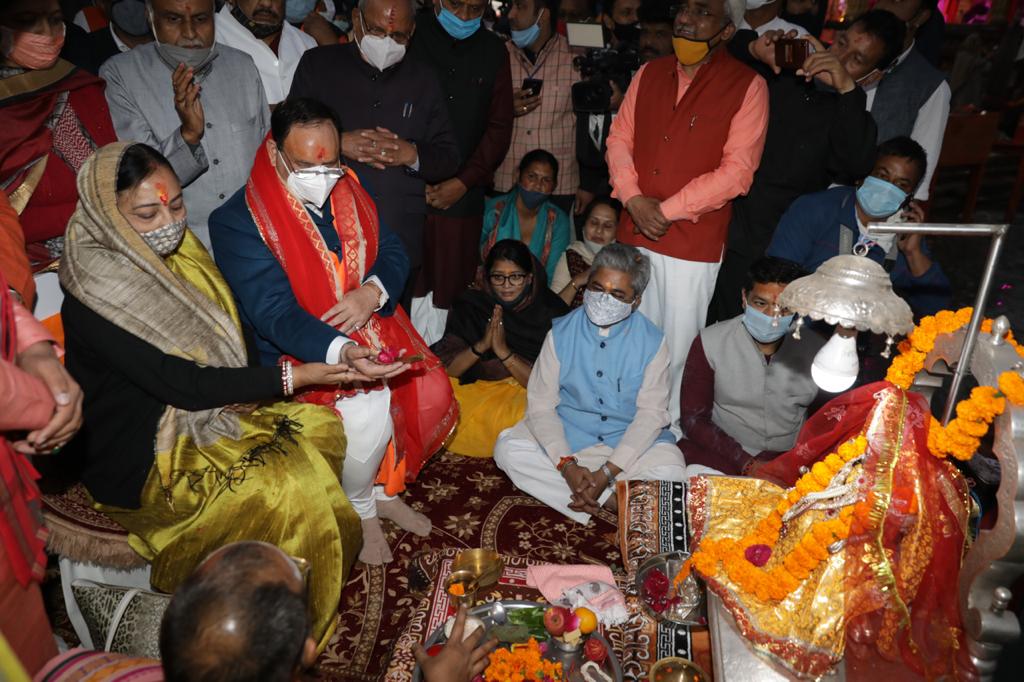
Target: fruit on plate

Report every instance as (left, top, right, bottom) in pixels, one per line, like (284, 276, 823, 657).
(576, 606, 598, 635)
(543, 606, 570, 637)
(584, 637, 607, 663)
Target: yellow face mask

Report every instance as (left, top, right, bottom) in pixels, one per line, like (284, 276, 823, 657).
(671, 23, 730, 66)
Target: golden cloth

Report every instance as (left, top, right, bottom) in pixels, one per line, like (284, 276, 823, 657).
(446, 377, 527, 458)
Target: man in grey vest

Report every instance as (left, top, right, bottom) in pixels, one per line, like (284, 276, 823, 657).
(863, 1, 949, 203)
(678, 257, 824, 477)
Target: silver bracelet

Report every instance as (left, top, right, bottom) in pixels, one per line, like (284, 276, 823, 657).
(282, 360, 294, 396)
(600, 463, 617, 486)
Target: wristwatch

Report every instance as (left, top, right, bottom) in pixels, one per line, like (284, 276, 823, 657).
(600, 463, 617, 486)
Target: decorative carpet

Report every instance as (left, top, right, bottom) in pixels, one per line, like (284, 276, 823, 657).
(312, 451, 624, 681)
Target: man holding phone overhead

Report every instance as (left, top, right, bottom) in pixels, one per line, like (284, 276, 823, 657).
(706, 9, 905, 324)
(493, 0, 581, 214)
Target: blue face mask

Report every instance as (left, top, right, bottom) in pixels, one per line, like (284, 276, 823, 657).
(511, 10, 542, 48)
(518, 186, 549, 210)
(856, 175, 908, 219)
(436, 5, 481, 40)
(742, 304, 795, 344)
(286, 0, 318, 23)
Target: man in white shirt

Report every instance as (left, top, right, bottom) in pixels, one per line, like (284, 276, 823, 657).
(215, 0, 317, 105)
(863, 1, 950, 202)
(738, 0, 805, 36)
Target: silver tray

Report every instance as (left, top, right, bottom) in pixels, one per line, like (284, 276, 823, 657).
(412, 600, 624, 682)
(635, 551, 705, 625)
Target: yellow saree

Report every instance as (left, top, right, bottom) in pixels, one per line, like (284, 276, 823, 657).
(446, 377, 527, 457)
(60, 143, 360, 648)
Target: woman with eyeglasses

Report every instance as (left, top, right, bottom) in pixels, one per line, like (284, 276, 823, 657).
(480, 149, 572, 282)
(431, 239, 568, 457)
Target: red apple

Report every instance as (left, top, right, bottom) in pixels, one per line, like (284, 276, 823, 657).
(543, 606, 569, 637)
(584, 637, 607, 663)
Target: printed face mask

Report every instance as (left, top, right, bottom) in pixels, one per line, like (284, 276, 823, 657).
(583, 289, 634, 327)
(742, 303, 794, 343)
(357, 13, 406, 71)
(141, 218, 187, 256)
(0, 25, 65, 71)
(856, 175, 908, 219)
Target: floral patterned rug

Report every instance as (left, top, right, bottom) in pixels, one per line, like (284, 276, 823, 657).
(312, 451, 623, 681)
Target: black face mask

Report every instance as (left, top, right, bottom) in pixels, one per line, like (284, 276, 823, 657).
(613, 21, 640, 45)
(231, 3, 284, 39)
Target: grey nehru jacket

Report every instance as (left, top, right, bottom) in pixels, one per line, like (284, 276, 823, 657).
(100, 42, 270, 247)
(700, 315, 824, 454)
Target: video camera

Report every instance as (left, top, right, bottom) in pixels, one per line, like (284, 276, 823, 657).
(566, 23, 639, 114)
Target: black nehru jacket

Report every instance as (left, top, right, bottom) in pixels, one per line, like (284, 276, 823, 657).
(289, 42, 461, 267)
(61, 293, 283, 509)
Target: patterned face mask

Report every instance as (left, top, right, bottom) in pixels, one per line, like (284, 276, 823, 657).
(141, 218, 187, 256)
(583, 289, 634, 327)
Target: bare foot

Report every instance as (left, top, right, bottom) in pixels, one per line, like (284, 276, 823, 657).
(358, 517, 393, 565)
(377, 497, 431, 537)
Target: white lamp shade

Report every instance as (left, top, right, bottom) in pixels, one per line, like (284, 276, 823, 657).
(811, 331, 859, 393)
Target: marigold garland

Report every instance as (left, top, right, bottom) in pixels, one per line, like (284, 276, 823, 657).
(883, 307, 1024, 461)
(673, 437, 871, 603)
(484, 638, 563, 682)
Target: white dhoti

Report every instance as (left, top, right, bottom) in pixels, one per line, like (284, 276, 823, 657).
(493, 422, 688, 525)
(410, 292, 449, 347)
(636, 248, 721, 435)
(336, 387, 394, 519)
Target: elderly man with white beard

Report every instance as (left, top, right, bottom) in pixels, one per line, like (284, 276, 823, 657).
(100, 0, 270, 248)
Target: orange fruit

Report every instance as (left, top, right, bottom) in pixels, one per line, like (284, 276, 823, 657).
(576, 607, 598, 634)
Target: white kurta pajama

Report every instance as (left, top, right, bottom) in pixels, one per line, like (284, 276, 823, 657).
(215, 4, 317, 105)
(495, 311, 686, 524)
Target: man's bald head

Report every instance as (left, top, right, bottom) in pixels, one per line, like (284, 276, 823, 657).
(352, 0, 415, 49)
(160, 542, 312, 682)
(148, 0, 216, 48)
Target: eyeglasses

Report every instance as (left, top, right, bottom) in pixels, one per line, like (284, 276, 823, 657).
(670, 3, 720, 20)
(586, 283, 635, 303)
(443, 0, 487, 19)
(360, 11, 412, 45)
(489, 272, 529, 286)
(279, 150, 345, 180)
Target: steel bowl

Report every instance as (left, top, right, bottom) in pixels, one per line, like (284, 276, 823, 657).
(635, 551, 704, 624)
(453, 548, 504, 588)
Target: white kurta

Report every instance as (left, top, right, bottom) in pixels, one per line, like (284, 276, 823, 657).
(215, 5, 317, 105)
(494, 331, 686, 524)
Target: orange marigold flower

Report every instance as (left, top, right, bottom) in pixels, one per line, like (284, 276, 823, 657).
(998, 371, 1024, 406)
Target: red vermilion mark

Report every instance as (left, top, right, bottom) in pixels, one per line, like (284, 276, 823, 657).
(385, 6, 396, 29)
(316, 146, 326, 161)
(156, 182, 169, 205)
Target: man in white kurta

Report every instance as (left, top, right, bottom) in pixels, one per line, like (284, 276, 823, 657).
(215, 0, 317, 105)
(494, 244, 686, 524)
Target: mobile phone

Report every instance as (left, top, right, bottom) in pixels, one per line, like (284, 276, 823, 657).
(522, 78, 544, 97)
(775, 38, 810, 70)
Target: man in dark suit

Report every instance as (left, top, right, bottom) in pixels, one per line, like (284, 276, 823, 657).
(86, 0, 151, 69)
(289, 0, 460, 308)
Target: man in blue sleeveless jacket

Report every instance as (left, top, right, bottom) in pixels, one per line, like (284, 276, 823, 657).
(494, 244, 686, 524)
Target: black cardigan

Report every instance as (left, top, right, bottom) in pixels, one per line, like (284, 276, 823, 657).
(62, 292, 283, 509)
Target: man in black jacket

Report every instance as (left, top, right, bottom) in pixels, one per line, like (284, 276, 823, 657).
(289, 0, 461, 307)
(85, 0, 152, 70)
(707, 9, 905, 323)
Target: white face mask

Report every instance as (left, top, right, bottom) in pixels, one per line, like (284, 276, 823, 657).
(358, 14, 406, 71)
(583, 289, 634, 327)
(280, 151, 342, 207)
(583, 239, 608, 255)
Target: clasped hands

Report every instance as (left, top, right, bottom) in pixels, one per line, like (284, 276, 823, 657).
(562, 460, 620, 515)
(626, 196, 670, 241)
(11, 341, 84, 455)
(342, 128, 417, 170)
(472, 305, 510, 359)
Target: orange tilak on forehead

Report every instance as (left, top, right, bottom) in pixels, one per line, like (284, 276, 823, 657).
(385, 6, 396, 29)
(156, 182, 169, 205)
(316, 146, 326, 161)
